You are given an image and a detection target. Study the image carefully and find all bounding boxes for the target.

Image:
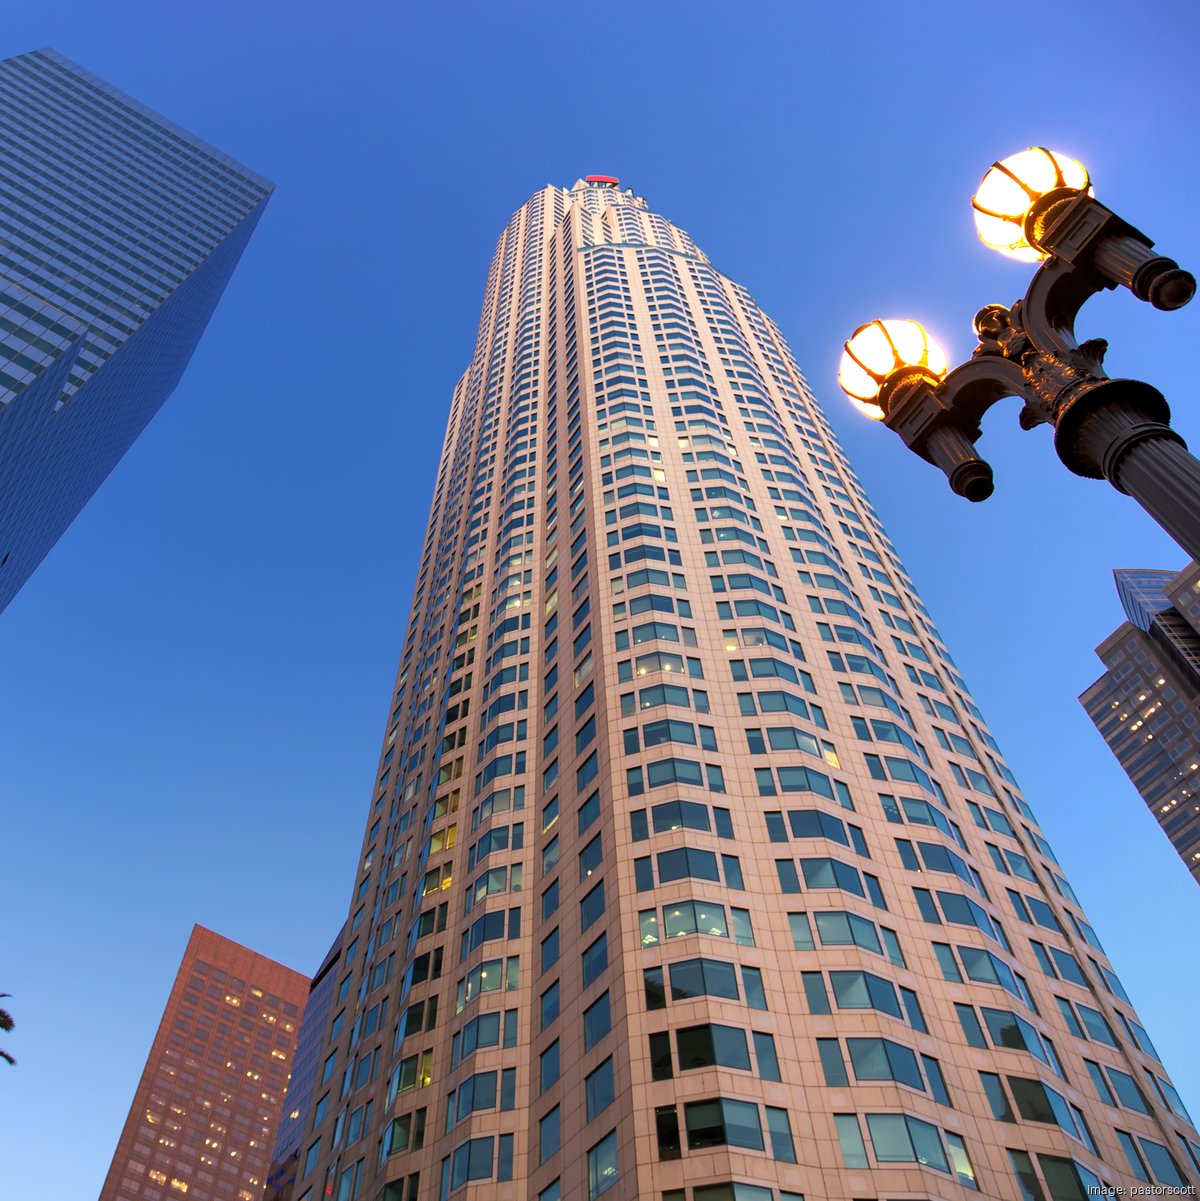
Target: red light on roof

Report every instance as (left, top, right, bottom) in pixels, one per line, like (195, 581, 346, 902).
(586, 175, 620, 186)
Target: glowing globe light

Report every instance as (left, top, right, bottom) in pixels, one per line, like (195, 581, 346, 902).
(838, 319, 949, 420)
(972, 147, 1090, 262)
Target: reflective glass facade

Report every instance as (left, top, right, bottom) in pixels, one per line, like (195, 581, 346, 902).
(0, 47, 271, 611)
(296, 181, 1200, 1201)
(1083, 565, 1200, 883)
(267, 929, 347, 1201)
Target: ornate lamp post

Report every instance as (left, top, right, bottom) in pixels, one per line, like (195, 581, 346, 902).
(839, 147, 1200, 559)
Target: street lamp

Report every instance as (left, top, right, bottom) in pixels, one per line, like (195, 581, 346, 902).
(839, 146, 1200, 559)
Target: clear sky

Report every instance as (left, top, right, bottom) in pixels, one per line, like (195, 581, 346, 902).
(2, 2, 1199, 1196)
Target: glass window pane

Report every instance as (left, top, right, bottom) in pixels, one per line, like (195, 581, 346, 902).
(587, 1131, 619, 1198)
(721, 1099, 764, 1150)
(866, 1113, 913, 1162)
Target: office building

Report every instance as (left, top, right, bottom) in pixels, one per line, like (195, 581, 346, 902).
(1081, 565, 1200, 883)
(265, 929, 346, 1201)
(295, 178, 1200, 1200)
(100, 925, 309, 1201)
(0, 48, 271, 612)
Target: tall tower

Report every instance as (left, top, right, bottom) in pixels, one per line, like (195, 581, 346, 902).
(100, 925, 309, 1201)
(297, 180, 1200, 1201)
(1081, 565, 1200, 883)
(0, 48, 272, 612)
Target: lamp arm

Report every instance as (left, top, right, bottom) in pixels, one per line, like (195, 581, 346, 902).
(938, 354, 1029, 428)
(879, 356, 1028, 502)
(1017, 254, 1103, 358)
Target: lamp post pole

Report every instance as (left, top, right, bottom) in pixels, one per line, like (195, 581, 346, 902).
(839, 148, 1199, 562)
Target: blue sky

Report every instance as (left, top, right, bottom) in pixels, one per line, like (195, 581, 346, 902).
(2, 2, 1199, 1196)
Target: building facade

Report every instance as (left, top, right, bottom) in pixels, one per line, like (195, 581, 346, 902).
(296, 179, 1200, 1201)
(1081, 565, 1200, 883)
(0, 48, 271, 613)
(266, 929, 347, 1201)
(100, 925, 310, 1201)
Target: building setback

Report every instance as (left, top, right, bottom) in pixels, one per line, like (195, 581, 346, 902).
(100, 925, 310, 1201)
(0, 48, 271, 613)
(1081, 565, 1200, 884)
(296, 179, 1200, 1200)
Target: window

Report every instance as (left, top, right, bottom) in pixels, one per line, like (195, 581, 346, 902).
(655, 898, 728, 943)
(945, 1131, 978, 1189)
(542, 835, 560, 877)
(382, 1109, 426, 1158)
(579, 833, 603, 880)
(834, 1114, 868, 1169)
(449, 1136, 493, 1189)
(656, 1102, 681, 1160)
(676, 1023, 750, 1072)
(981, 1072, 1015, 1121)
(753, 1032, 781, 1080)
(540, 980, 559, 1030)
(829, 970, 903, 1020)
(644, 966, 667, 1010)
(539, 1041, 560, 1093)
(1137, 1136, 1186, 1187)
(541, 928, 560, 974)
(1037, 1153, 1103, 1197)
(650, 798, 711, 833)
(453, 1071, 498, 1123)
(846, 1038, 924, 1091)
(864, 1113, 949, 1173)
(587, 1130, 618, 1198)
(955, 1005, 1058, 1076)
(586, 1057, 615, 1120)
(1008, 1148, 1046, 1200)
(1117, 1130, 1153, 1183)
(669, 957, 739, 1002)
(765, 1106, 797, 1163)
(578, 789, 601, 832)
(539, 1106, 561, 1164)
(1100, 1066, 1148, 1109)
(580, 880, 606, 930)
(584, 991, 611, 1050)
(303, 1139, 320, 1178)
(684, 1098, 764, 1151)
(657, 846, 719, 884)
(692, 1187, 777, 1201)
(1007, 1076, 1083, 1142)
(582, 933, 608, 987)
(799, 856, 869, 898)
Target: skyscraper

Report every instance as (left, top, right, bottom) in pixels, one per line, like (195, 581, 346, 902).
(1081, 565, 1200, 883)
(100, 925, 310, 1201)
(0, 48, 271, 613)
(296, 179, 1200, 1201)
(266, 929, 346, 1201)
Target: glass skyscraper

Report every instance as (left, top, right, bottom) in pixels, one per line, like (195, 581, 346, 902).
(294, 179, 1200, 1201)
(267, 929, 347, 1201)
(1082, 565, 1200, 883)
(0, 48, 271, 612)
